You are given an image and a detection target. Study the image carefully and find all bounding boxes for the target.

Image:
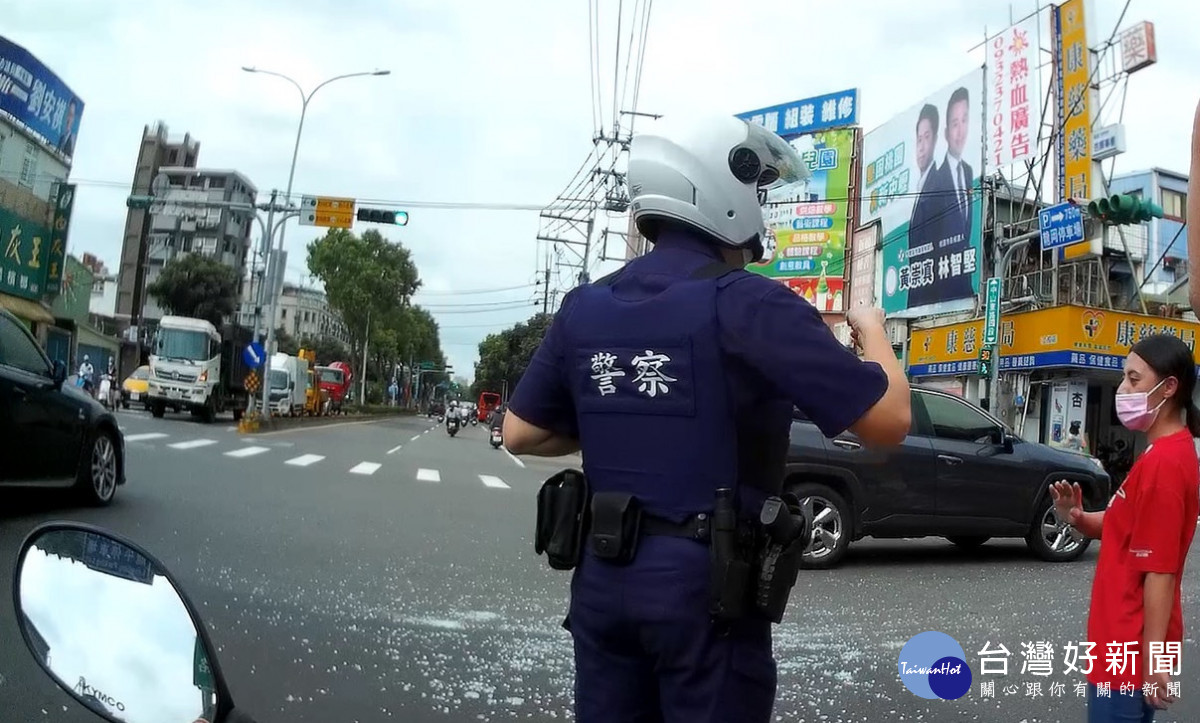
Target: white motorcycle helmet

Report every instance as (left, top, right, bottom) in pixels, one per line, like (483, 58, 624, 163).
(627, 115, 810, 264)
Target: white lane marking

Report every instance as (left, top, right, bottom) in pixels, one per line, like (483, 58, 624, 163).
(349, 462, 382, 475)
(416, 468, 441, 483)
(169, 439, 217, 450)
(410, 434, 421, 442)
(124, 433, 168, 442)
(387, 444, 403, 455)
(285, 454, 325, 467)
(503, 448, 526, 468)
(479, 475, 510, 489)
(225, 446, 270, 458)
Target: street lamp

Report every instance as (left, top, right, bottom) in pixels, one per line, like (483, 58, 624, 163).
(242, 65, 390, 418)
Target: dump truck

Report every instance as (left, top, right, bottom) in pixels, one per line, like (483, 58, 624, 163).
(316, 361, 353, 414)
(147, 316, 252, 423)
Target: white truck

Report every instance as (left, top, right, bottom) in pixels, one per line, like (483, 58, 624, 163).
(146, 315, 251, 423)
(266, 352, 307, 417)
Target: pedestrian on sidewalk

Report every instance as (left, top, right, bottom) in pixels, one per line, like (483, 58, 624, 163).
(1052, 333, 1200, 722)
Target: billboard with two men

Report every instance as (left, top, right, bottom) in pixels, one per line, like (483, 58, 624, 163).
(860, 69, 985, 317)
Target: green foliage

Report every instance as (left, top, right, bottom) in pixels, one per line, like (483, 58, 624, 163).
(305, 228, 444, 390)
(297, 334, 349, 366)
(471, 312, 554, 399)
(146, 253, 240, 326)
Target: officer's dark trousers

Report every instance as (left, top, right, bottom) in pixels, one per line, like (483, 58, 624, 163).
(567, 535, 777, 722)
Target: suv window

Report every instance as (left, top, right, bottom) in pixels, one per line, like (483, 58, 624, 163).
(0, 315, 50, 375)
(918, 391, 999, 443)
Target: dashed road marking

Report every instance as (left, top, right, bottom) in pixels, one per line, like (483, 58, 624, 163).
(225, 446, 270, 458)
(169, 439, 218, 450)
(125, 433, 168, 442)
(410, 434, 421, 442)
(285, 454, 325, 467)
(479, 475, 511, 489)
(416, 468, 441, 483)
(349, 462, 382, 475)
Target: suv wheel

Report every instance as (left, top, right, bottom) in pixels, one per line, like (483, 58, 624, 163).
(1025, 496, 1091, 562)
(793, 482, 852, 569)
(76, 430, 118, 506)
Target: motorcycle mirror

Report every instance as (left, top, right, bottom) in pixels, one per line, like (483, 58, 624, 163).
(13, 522, 237, 723)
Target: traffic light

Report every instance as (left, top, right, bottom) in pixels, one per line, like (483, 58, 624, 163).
(356, 207, 409, 226)
(1086, 194, 1164, 225)
(977, 347, 993, 378)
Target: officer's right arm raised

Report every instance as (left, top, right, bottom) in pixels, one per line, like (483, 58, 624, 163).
(722, 280, 911, 448)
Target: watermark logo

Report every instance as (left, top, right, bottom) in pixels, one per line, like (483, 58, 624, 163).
(899, 631, 972, 700)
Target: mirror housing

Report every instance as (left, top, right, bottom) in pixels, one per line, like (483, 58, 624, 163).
(50, 360, 67, 388)
(995, 428, 1015, 453)
(13, 522, 238, 723)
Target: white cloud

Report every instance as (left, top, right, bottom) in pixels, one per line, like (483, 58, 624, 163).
(6, 0, 1198, 381)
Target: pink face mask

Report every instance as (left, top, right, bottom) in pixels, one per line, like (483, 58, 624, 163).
(1115, 379, 1167, 431)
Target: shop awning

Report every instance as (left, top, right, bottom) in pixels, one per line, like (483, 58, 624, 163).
(0, 293, 55, 325)
(76, 322, 120, 354)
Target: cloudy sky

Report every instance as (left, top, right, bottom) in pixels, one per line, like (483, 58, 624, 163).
(6, 0, 1197, 381)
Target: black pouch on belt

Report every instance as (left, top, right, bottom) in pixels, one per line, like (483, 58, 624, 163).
(588, 492, 643, 565)
(535, 469, 590, 570)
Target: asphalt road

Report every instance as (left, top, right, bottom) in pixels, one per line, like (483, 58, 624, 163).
(2, 410, 1200, 722)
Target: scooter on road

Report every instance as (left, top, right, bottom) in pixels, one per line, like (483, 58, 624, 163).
(489, 425, 503, 449)
(446, 414, 460, 437)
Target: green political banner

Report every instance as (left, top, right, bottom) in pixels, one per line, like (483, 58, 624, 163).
(750, 128, 856, 313)
(0, 206, 52, 301)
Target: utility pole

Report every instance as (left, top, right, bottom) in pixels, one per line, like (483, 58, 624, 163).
(987, 225, 1042, 420)
(541, 266, 551, 313)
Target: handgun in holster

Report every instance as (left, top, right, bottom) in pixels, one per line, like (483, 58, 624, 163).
(754, 492, 811, 623)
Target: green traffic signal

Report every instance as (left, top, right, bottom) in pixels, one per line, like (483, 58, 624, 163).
(1086, 194, 1164, 225)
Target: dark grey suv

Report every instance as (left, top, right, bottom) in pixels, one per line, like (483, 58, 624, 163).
(786, 385, 1111, 568)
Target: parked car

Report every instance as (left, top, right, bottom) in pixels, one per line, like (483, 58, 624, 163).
(0, 308, 126, 505)
(121, 364, 151, 410)
(787, 385, 1111, 569)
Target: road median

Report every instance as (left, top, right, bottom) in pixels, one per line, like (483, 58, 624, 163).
(237, 406, 418, 434)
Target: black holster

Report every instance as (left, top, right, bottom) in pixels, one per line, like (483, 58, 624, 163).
(535, 469, 590, 570)
(753, 493, 810, 623)
(588, 492, 643, 565)
(708, 488, 752, 621)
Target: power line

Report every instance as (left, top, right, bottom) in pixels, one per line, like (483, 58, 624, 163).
(415, 283, 538, 296)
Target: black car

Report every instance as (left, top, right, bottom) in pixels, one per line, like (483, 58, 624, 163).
(787, 385, 1110, 568)
(0, 308, 126, 505)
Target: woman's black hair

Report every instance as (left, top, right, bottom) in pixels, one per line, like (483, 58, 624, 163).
(1069, 420, 1081, 434)
(1130, 333, 1200, 436)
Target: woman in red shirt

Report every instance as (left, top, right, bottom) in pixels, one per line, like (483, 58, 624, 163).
(1053, 333, 1200, 721)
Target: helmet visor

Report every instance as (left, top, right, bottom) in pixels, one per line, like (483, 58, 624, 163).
(742, 122, 811, 191)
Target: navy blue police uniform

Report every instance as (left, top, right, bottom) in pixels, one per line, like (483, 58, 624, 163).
(508, 227, 891, 722)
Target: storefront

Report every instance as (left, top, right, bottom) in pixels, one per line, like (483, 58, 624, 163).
(907, 305, 1200, 457)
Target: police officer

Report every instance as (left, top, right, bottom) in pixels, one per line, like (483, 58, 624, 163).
(503, 115, 912, 721)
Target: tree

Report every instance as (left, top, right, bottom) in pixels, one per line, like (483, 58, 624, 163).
(275, 326, 298, 355)
(471, 313, 554, 399)
(307, 228, 427, 388)
(146, 253, 239, 326)
(296, 334, 349, 366)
